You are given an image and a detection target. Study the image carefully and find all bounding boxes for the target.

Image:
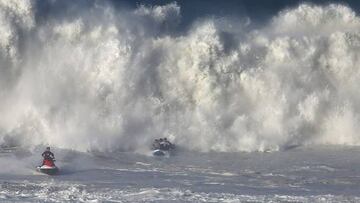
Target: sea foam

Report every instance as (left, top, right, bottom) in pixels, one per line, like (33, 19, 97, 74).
(1, 1, 360, 152)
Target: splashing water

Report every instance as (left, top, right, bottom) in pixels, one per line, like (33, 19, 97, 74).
(1, 0, 360, 152)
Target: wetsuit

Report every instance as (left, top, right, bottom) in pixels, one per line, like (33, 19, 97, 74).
(152, 141, 160, 150)
(42, 151, 54, 161)
(160, 141, 171, 150)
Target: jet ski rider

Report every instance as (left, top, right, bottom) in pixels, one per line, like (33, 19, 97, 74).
(42, 147, 55, 165)
(152, 139, 161, 150)
(159, 138, 170, 150)
(152, 138, 175, 151)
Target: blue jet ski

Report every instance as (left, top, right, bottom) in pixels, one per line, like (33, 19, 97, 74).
(151, 138, 175, 157)
(152, 149, 171, 156)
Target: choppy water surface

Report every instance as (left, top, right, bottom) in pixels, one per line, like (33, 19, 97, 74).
(0, 146, 359, 202)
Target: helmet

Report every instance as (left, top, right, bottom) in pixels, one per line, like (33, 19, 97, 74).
(164, 138, 167, 141)
(159, 138, 163, 141)
(46, 147, 50, 151)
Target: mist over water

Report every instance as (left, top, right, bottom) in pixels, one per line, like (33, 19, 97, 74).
(1, 0, 360, 152)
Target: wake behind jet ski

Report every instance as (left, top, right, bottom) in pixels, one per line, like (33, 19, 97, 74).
(36, 147, 59, 175)
(152, 138, 175, 156)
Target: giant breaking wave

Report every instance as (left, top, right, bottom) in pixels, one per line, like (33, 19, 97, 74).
(1, 0, 360, 152)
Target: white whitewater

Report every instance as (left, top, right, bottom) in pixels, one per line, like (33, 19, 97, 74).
(1, 0, 360, 153)
(1, 1, 360, 201)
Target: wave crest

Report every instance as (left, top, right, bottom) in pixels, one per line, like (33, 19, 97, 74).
(1, 1, 360, 152)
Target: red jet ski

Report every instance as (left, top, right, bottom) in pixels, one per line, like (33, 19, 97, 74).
(37, 159, 59, 175)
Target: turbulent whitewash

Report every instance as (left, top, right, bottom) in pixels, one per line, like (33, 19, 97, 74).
(1, 0, 360, 202)
(1, 1, 360, 152)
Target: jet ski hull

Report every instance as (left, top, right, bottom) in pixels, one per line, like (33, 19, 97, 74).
(152, 149, 169, 156)
(37, 165, 59, 175)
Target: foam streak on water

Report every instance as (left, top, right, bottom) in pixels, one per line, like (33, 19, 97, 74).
(1, 146, 360, 202)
